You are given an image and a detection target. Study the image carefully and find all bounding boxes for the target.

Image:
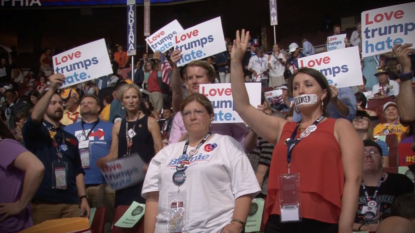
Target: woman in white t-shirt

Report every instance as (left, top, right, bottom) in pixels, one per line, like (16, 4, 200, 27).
(142, 93, 260, 233)
(268, 44, 286, 88)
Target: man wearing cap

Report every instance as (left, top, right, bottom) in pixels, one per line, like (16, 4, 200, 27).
(22, 73, 90, 224)
(269, 84, 292, 111)
(60, 88, 81, 126)
(352, 139, 413, 232)
(248, 46, 269, 87)
(372, 68, 400, 99)
(373, 102, 409, 141)
(286, 42, 305, 74)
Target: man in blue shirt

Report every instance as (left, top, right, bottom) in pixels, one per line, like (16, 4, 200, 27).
(215, 44, 232, 83)
(293, 86, 357, 122)
(302, 38, 315, 56)
(65, 94, 113, 211)
(22, 74, 90, 224)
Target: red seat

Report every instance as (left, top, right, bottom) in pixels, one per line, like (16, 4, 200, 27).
(386, 134, 399, 148)
(111, 205, 144, 233)
(367, 96, 394, 109)
(383, 166, 398, 173)
(389, 147, 399, 167)
(91, 207, 106, 233)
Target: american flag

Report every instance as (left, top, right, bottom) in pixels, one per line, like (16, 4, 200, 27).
(160, 52, 172, 86)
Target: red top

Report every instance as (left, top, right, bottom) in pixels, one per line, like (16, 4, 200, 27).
(147, 71, 162, 93)
(264, 118, 344, 224)
(42, 53, 51, 66)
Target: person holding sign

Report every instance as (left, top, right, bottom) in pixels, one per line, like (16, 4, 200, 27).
(231, 29, 363, 233)
(169, 50, 257, 152)
(96, 83, 162, 207)
(248, 46, 269, 88)
(22, 74, 90, 224)
(142, 93, 260, 233)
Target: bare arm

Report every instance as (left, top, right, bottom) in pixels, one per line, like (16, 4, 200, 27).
(220, 194, 252, 233)
(231, 30, 286, 144)
(336, 119, 363, 233)
(394, 44, 415, 123)
(0, 151, 44, 222)
(256, 164, 269, 188)
(148, 117, 163, 154)
(31, 74, 65, 123)
(244, 130, 258, 152)
(144, 192, 159, 233)
(76, 173, 90, 218)
(170, 50, 184, 113)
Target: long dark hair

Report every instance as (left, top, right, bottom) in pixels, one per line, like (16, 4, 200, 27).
(140, 101, 152, 116)
(0, 120, 16, 140)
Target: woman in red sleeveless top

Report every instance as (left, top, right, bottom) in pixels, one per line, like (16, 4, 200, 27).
(230, 30, 363, 233)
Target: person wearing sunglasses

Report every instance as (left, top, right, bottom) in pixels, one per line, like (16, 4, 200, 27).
(352, 110, 389, 167)
(142, 93, 260, 233)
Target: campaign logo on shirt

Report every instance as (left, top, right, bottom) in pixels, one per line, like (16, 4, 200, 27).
(204, 143, 217, 152)
(74, 128, 106, 141)
(168, 153, 210, 167)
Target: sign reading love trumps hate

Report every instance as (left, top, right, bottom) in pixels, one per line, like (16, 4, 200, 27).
(200, 83, 261, 124)
(175, 17, 226, 67)
(326, 34, 346, 51)
(101, 154, 145, 191)
(146, 20, 184, 53)
(361, 2, 415, 58)
(298, 46, 363, 88)
(53, 38, 112, 89)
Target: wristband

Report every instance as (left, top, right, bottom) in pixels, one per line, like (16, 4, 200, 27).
(79, 195, 88, 201)
(400, 72, 413, 82)
(232, 218, 245, 226)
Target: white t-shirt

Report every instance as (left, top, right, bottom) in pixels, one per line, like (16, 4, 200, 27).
(142, 134, 261, 233)
(248, 54, 269, 80)
(371, 79, 400, 97)
(268, 52, 286, 77)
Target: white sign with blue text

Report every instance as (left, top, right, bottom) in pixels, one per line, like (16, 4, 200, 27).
(146, 20, 184, 53)
(53, 38, 112, 89)
(298, 46, 363, 88)
(200, 83, 261, 124)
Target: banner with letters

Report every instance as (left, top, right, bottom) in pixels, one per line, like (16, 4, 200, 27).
(146, 20, 184, 53)
(326, 34, 346, 51)
(265, 89, 283, 105)
(200, 83, 261, 124)
(175, 17, 226, 67)
(361, 2, 415, 57)
(298, 46, 363, 88)
(126, 0, 136, 56)
(53, 38, 112, 89)
(101, 154, 145, 190)
(398, 143, 415, 166)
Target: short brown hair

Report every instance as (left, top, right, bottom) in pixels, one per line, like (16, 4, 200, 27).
(186, 60, 216, 83)
(81, 94, 102, 108)
(180, 93, 214, 115)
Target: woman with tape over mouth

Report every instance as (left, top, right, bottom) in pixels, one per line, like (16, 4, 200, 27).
(230, 29, 363, 233)
(141, 93, 261, 233)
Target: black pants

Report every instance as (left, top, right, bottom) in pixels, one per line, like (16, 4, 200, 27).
(264, 215, 338, 233)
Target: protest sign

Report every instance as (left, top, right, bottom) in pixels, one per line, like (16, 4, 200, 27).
(245, 198, 265, 232)
(175, 17, 226, 67)
(298, 46, 363, 88)
(327, 34, 346, 51)
(200, 83, 261, 124)
(398, 143, 415, 166)
(101, 154, 145, 190)
(146, 20, 184, 53)
(53, 38, 112, 89)
(265, 89, 283, 105)
(361, 2, 415, 57)
(115, 201, 145, 228)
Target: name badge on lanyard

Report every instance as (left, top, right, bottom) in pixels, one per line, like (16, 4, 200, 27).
(52, 161, 68, 190)
(79, 140, 90, 169)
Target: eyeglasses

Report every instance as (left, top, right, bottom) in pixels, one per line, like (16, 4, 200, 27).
(364, 150, 379, 155)
(182, 109, 206, 118)
(353, 116, 370, 122)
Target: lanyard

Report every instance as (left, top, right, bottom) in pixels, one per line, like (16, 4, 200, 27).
(286, 115, 325, 172)
(44, 122, 66, 160)
(125, 116, 140, 155)
(81, 120, 99, 140)
(257, 57, 264, 67)
(362, 172, 386, 202)
(382, 121, 399, 133)
(180, 132, 211, 159)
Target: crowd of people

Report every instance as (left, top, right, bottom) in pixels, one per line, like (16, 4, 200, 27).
(0, 22, 415, 233)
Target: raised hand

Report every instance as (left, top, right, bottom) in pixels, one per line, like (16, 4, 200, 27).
(392, 43, 414, 73)
(48, 73, 65, 91)
(170, 50, 183, 67)
(231, 29, 250, 62)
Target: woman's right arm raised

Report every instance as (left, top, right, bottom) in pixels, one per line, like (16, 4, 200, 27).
(231, 29, 285, 144)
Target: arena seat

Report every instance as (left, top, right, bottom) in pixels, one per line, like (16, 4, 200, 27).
(367, 96, 394, 109)
(91, 207, 106, 233)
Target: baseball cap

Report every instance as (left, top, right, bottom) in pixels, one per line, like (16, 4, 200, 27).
(60, 88, 79, 100)
(123, 79, 133, 84)
(280, 84, 288, 90)
(289, 43, 299, 53)
(383, 101, 397, 112)
(374, 68, 389, 76)
(363, 139, 382, 155)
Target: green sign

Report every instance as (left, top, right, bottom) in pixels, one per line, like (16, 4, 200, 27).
(245, 198, 265, 232)
(114, 202, 145, 228)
